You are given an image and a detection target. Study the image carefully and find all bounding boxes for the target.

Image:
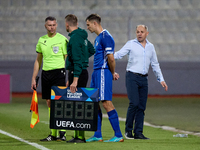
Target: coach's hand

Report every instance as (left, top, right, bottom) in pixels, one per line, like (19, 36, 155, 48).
(161, 81, 168, 91)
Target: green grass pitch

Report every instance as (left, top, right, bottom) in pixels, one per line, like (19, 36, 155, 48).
(0, 96, 199, 150)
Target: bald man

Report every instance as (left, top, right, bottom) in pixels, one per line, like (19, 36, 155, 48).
(114, 25, 168, 140)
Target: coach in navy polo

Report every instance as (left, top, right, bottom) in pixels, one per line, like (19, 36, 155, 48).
(114, 25, 168, 139)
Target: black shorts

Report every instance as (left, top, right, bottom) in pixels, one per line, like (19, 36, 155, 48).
(68, 69, 88, 87)
(42, 68, 66, 99)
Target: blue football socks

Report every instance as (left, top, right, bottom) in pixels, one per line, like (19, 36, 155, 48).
(94, 109, 102, 138)
(108, 109, 123, 137)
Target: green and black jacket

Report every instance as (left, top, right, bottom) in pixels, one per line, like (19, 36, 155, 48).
(66, 27, 95, 77)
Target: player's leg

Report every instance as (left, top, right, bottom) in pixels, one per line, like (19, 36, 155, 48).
(40, 70, 57, 141)
(86, 70, 103, 142)
(86, 105, 103, 142)
(102, 69, 123, 142)
(102, 100, 123, 142)
(93, 105, 102, 138)
(87, 69, 124, 142)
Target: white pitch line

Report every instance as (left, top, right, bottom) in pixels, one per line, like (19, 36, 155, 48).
(0, 129, 50, 150)
(40, 115, 200, 137)
(102, 114, 200, 137)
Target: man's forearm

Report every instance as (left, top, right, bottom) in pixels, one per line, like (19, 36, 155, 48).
(32, 54, 42, 79)
(107, 54, 115, 74)
(72, 77, 79, 84)
(32, 60, 40, 79)
(64, 54, 67, 60)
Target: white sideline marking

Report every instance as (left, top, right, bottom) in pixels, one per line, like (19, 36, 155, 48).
(40, 115, 200, 137)
(102, 114, 200, 137)
(0, 129, 50, 150)
(40, 121, 49, 125)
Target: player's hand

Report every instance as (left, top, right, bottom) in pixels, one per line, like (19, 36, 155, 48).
(31, 78, 36, 91)
(161, 81, 168, 91)
(66, 80, 69, 87)
(70, 81, 77, 93)
(113, 72, 120, 81)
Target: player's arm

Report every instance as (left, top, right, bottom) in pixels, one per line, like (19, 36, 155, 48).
(103, 33, 118, 80)
(31, 53, 43, 90)
(107, 54, 116, 80)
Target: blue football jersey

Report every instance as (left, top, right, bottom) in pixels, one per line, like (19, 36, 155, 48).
(93, 29, 115, 69)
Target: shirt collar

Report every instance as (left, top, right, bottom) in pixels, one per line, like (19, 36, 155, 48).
(99, 29, 106, 35)
(133, 38, 149, 44)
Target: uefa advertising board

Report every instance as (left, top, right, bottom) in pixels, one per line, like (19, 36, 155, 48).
(50, 86, 99, 131)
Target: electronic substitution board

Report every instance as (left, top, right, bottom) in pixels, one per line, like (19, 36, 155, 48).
(50, 86, 99, 131)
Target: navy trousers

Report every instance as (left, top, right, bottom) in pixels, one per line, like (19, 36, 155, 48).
(125, 71, 148, 135)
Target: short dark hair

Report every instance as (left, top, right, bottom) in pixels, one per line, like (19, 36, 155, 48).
(45, 16, 56, 22)
(85, 14, 101, 24)
(65, 14, 78, 26)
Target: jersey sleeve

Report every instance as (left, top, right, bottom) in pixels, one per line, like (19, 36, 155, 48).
(36, 39, 42, 53)
(101, 33, 115, 55)
(150, 45, 164, 82)
(62, 38, 68, 55)
(114, 40, 132, 60)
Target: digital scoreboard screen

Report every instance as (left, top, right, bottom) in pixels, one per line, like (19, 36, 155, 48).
(50, 86, 99, 131)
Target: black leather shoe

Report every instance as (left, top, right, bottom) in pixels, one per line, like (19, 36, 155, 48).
(124, 131, 134, 139)
(66, 137, 86, 143)
(57, 131, 66, 141)
(133, 134, 149, 140)
(40, 135, 57, 141)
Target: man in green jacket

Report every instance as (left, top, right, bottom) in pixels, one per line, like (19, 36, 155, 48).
(65, 14, 95, 143)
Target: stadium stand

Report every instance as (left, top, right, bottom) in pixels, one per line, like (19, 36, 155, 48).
(0, 0, 200, 61)
(0, 0, 200, 94)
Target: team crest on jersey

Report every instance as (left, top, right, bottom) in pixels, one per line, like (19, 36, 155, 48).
(53, 46, 59, 54)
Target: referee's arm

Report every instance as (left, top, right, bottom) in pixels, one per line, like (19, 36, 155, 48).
(31, 53, 43, 90)
(64, 54, 67, 60)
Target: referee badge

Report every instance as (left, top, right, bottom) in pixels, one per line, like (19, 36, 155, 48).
(53, 46, 59, 54)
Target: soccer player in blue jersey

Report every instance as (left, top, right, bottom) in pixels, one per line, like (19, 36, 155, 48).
(85, 14, 124, 142)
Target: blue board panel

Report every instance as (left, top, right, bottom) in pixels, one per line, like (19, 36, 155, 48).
(51, 86, 99, 102)
(50, 86, 99, 131)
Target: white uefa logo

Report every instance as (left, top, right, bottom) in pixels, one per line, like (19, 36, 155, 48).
(53, 46, 59, 54)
